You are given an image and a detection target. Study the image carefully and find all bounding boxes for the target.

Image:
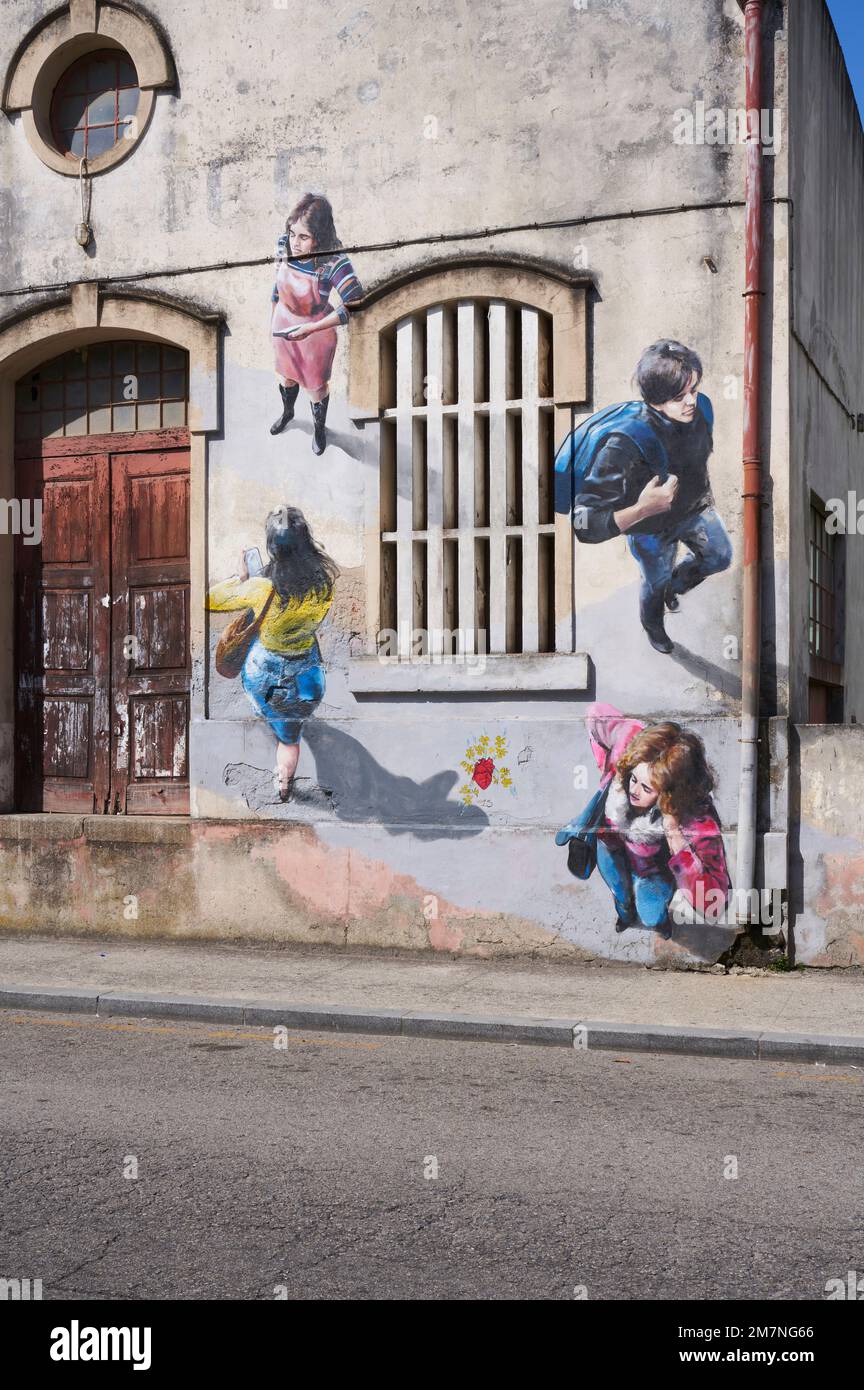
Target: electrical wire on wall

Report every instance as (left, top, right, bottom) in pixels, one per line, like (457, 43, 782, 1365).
(3, 195, 781, 300)
(4, 189, 852, 429)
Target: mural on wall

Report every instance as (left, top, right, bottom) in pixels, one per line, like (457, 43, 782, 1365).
(554, 340, 732, 655)
(207, 507, 339, 800)
(458, 734, 515, 808)
(269, 193, 363, 455)
(556, 702, 731, 938)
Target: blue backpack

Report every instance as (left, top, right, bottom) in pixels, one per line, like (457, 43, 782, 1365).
(553, 395, 714, 516)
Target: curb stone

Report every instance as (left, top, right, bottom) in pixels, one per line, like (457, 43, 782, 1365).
(99, 992, 246, 1023)
(0, 985, 101, 1014)
(245, 1001, 404, 1034)
(1, 985, 863, 1065)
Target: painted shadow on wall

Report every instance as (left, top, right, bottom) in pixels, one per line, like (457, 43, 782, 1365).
(303, 719, 489, 839)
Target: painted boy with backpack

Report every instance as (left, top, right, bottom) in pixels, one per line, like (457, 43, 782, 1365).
(554, 340, 732, 654)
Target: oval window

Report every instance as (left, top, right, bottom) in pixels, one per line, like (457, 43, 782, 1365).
(50, 49, 140, 161)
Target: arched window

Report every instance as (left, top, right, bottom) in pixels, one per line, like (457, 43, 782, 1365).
(379, 298, 556, 655)
(15, 341, 188, 443)
(348, 261, 590, 691)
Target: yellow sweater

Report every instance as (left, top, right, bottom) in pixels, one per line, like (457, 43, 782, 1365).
(207, 576, 332, 656)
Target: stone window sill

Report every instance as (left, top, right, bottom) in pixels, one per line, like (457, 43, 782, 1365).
(347, 652, 590, 695)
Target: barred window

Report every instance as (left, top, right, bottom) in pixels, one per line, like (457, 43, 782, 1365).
(808, 496, 844, 721)
(808, 500, 841, 666)
(346, 262, 589, 694)
(378, 299, 556, 657)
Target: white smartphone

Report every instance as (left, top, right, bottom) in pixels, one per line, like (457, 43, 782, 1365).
(244, 547, 264, 577)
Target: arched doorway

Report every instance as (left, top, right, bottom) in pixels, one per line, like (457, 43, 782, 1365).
(0, 284, 221, 815)
(14, 339, 191, 813)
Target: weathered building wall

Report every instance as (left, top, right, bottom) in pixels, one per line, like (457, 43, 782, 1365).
(794, 725, 864, 967)
(788, 0, 864, 723)
(0, 0, 802, 965)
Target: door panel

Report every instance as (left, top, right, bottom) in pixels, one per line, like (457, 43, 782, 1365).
(41, 590, 92, 671)
(130, 474, 189, 560)
(110, 449, 191, 814)
(15, 453, 111, 812)
(42, 700, 93, 779)
(130, 696, 189, 779)
(15, 439, 191, 815)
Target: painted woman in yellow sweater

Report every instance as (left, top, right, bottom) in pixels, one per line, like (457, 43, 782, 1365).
(208, 507, 338, 800)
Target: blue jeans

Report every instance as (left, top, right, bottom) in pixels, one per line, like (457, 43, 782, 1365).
(241, 640, 325, 745)
(596, 837, 674, 929)
(627, 507, 732, 611)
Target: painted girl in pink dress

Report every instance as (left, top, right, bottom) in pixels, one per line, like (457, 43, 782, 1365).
(270, 194, 363, 455)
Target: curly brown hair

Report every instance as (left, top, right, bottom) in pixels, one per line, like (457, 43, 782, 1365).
(285, 194, 342, 256)
(616, 722, 716, 822)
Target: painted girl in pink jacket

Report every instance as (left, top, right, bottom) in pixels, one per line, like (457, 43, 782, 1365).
(583, 702, 730, 937)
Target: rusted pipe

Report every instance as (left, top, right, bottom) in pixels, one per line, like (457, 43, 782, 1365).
(736, 0, 765, 919)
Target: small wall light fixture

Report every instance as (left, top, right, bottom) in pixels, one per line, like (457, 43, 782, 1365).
(75, 157, 93, 249)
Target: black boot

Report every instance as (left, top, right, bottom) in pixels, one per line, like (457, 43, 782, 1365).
(270, 383, 299, 435)
(640, 589, 674, 655)
(311, 394, 329, 455)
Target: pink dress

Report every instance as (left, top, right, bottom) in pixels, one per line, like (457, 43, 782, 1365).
(272, 260, 338, 392)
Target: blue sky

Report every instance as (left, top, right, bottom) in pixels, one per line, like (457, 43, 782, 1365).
(826, 0, 864, 120)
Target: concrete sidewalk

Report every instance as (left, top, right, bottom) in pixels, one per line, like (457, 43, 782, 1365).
(1, 933, 863, 1062)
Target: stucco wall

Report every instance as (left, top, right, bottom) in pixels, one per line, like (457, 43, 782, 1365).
(793, 725, 864, 967)
(0, 0, 795, 964)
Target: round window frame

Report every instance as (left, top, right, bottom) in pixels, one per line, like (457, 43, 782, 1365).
(28, 38, 153, 176)
(1, 2, 173, 179)
(48, 46, 142, 167)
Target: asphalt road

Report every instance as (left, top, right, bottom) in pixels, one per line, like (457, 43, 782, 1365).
(1, 1009, 861, 1301)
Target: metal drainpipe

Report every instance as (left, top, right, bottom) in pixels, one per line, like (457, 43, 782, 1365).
(736, 0, 765, 921)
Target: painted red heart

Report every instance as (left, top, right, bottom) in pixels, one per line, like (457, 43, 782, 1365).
(472, 757, 494, 790)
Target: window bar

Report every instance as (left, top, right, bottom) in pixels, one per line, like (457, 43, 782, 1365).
(520, 307, 540, 652)
(554, 405, 576, 652)
(443, 538, 459, 652)
(395, 317, 415, 658)
(538, 533, 555, 652)
(378, 419, 397, 645)
(425, 306, 445, 657)
(456, 302, 477, 653)
(506, 536, 522, 653)
(487, 301, 508, 653)
(412, 540, 428, 649)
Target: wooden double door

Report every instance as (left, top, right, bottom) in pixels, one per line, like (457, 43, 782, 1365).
(15, 433, 191, 814)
